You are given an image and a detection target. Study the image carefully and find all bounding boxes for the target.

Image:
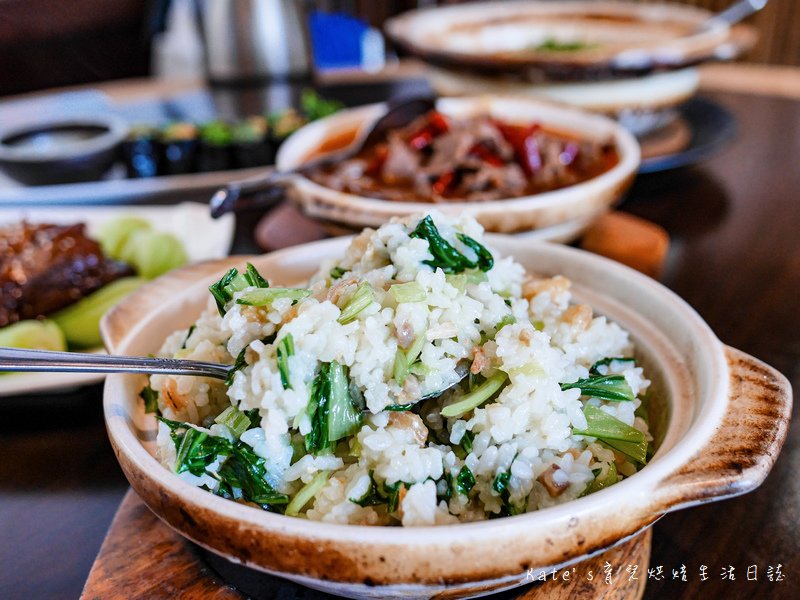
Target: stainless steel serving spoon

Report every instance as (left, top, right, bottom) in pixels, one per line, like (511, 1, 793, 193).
(209, 96, 436, 219)
(698, 0, 767, 31)
(0, 346, 470, 399)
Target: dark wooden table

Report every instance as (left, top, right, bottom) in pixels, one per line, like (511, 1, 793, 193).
(0, 80, 797, 600)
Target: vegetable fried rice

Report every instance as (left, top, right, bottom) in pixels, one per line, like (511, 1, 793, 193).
(147, 212, 654, 526)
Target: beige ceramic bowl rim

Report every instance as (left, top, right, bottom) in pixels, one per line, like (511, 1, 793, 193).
(275, 95, 640, 216)
(105, 237, 740, 546)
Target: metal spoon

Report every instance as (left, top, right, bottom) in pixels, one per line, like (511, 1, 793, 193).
(0, 346, 469, 400)
(0, 347, 231, 380)
(209, 96, 436, 219)
(698, 0, 767, 31)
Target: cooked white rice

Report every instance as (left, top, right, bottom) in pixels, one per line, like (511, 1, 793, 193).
(149, 212, 653, 526)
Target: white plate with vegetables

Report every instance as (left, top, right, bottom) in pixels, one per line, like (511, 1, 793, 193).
(0, 202, 234, 396)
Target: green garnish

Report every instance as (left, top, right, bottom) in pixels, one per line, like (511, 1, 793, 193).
(337, 282, 375, 324)
(348, 471, 411, 513)
(305, 361, 363, 455)
(285, 470, 330, 516)
(390, 281, 426, 304)
(590, 357, 636, 375)
(209, 267, 254, 315)
(244, 262, 270, 288)
(300, 89, 344, 121)
(140, 385, 159, 414)
(226, 347, 248, 387)
(181, 324, 196, 349)
(410, 216, 494, 274)
(214, 405, 253, 439)
(277, 333, 295, 390)
(330, 266, 346, 280)
(236, 287, 311, 306)
(533, 38, 597, 52)
(492, 471, 511, 494)
(455, 465, 476, 496)
(349, 471, 385, 507)
(583, 462, 619, 496)
(157, 416, 288, 507)
(440, 372, 508, 418)
(496, 314, 516, 331)
(560, 374, 634, 402)
(573, 404, 648, 464)
(385, 403, 414, 411)
(460, 430, 474, 454)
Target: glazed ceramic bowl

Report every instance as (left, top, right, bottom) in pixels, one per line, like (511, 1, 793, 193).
(385, 1, 731, 82)
(101, 236, 791, 599)
(385, 2, 754, 136)
(276, 96, 640, 234)
(0, 115, 127, 185)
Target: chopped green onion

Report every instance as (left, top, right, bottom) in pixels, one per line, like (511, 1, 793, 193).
(493, 471, 511, 494)
(277, 333, 295, 390)
(460, 430, 474, 454)
(393, 347, 409, 387)
(244, 262, 269, 287)
(327, 361, 362, 442)
(349, 470, 384, 507)
(446, 273, 466, 292)
(285, 470, 330, 516)
(236, 287, 311, 306)
(209, 268, 245, 316)
(226, 347, 248, 387)
(384, 480, 407, 513)
(573, 404, 648, 464)
(560, 374, 634, 402)
(330, 266, 346, 280)
(504, 362, 546, 378)
(408, 362, 431, 378)
(603, 438, 649, 465)
(385, 403, 414, 411)
(181, 324, 196, 349)
(140, 385, 159, 414)
(390, 281, 426, 304)
(440, 372, 508, 418)
(214, 405, 252, 439)
(590, 357, 636, 375)
(532, 320, 545, 331)
(337, 282, 375, 324)
(496, 314, 516, 331)
(583, 462, 619, 496)
(405, 333, 426, 365)
(455, 465, 476, 495)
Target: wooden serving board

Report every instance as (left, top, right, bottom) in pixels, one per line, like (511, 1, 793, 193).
(81, 491, 651, 600)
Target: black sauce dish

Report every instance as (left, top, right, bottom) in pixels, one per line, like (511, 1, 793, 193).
(0, 115, 128, 185)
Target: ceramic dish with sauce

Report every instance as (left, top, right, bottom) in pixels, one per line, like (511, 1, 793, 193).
(276, 96, 639, 234)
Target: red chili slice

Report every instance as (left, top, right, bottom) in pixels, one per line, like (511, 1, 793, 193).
(469, 143, 505, 167)
(495, 121, 542, 175)
(366, 144, 389, 177)
(428, 111, 450, 134)
(408, 129, 434, 151)
(432, 170, 455, 195)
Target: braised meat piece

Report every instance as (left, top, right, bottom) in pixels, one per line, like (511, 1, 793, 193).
(307, 110, 619, 203)
(0, 222, 133, 326)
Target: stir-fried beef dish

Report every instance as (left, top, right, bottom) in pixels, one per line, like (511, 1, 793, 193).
(0, 222, 132, 327)
(307, 110, 619, 202)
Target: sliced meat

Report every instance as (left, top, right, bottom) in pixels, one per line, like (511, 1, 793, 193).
(0, 222, 133, 326)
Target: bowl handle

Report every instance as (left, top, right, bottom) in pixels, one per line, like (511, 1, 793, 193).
(654, 346, 792, 512)
(100, 256, 251, 355)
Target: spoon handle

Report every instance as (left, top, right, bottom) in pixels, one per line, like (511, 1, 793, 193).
(706, 0, 767, 28)
(0, 347, 230, 380)
(210, 168, 293, 219)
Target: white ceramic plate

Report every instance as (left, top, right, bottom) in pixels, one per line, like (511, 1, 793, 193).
(0, 202, 234, 396)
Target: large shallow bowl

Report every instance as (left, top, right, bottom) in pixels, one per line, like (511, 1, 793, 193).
(276, 96, 640, 234)
(101, 236, 791, 599)
(385, 1, 731, 82)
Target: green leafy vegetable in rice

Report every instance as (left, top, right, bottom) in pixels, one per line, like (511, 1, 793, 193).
(148, 213, 655, 526)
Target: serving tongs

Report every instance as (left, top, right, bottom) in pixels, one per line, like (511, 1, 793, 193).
(208, 96, 436, 219)
(0, 347, 470, 399)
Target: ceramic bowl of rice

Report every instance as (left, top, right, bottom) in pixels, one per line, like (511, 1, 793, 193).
(102, 213, 790, 599)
